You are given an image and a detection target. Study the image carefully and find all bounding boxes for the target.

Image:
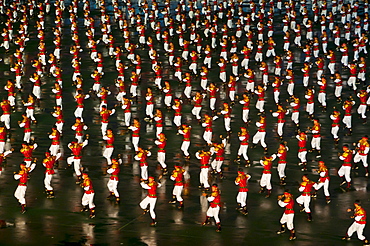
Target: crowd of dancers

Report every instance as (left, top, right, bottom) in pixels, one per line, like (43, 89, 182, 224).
(0, 0, 370, 243)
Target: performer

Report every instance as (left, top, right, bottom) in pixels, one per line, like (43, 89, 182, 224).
(210, 143, 225, 178)
(235, 170, 251, 215)
(14, 162, 35, 213)
(236, 127, 250, 166)
(276, 190, 296, 241)
(169, 165, 187, 209)
(80, 173, 96, 218)
(296, 174, 315, 221)
(259, 154, 276, 198)
(330, 109, 341, 145)
(342, 200, 369, 245)
(43, 151, 60, 198)
(202, 184, 222, 232)
(67, 137, 89, 184)
(154, 133, 167, 174)
(342, 97, 355, 136)
(128, 118, 140, 152)
(178, 124, 191, 159)
(354, 136, 370, 176)
(252, 114, 267, 153)
(338, 144, 355, 189)
(140, 176, 162, 226)
(102, 129, 114, 165)
(277, 142, 289, 185)
(20, 142, 38, 168)
(196, 149, 211, 190)
(106, 158, 120, 204)
(309, 119, 321, 158)
(312, 161, 331, 204)
(71, 117, 88, 143)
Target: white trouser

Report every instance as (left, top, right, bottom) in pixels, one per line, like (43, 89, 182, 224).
(206, 206, 220, 223)
(347, 222, 366, 240)
(357, 105, 367, 119)
(203, 131, 212, 145)
(181, 141, 190, 157)
(238, 145, 249, 160)
(354, 153, 368, 167)
(140, 166, 148, 180)
(253, 131, 267, 148)
(172, 185, 183, 201)
(343, 116, 352, 128)
(132, 136, 139, 152)
(0, 114, 10, 129)
(192, 107, 201, 120)
(200, 168, 210, 188)
(67, 156, 82, 176)
(157, 152, 166, 168)
(277, 163, 286, 178)
(260, 173, 272, 190)
(44, 173, 53, 190)
(82, 192, 95, 209)
(124, 112, 131, 126)
(140, 196, 157, 219)
(311, 137, 321, 150)
(296, 195, 311, 213)
(103, 147, 114, 165)
(280, 213, 294, 230)
(298, 151, 307, 163)
(26, 108, 36, 121)
(332, 126, 339, 139)
(338, 166, 351, 182)
(107, 179, 119, 197)
(236, 191, 247, 207)
(242, 109, 249, 123)
(49, 144, 59, 156)
(314, 179, 330, 196)
(211, 159, 223, 173)
(74, 107, 83, 120)
(14, 185, 27, 205)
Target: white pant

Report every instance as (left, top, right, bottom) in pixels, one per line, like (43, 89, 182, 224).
(140, 196, 157, 219)
(206, 206, 220, 223)
(343, 116, 352, 129)
(277, 164, 286, 178)
(82, 192, 95, 209)
(347, 222, 366, 240)
(260, 173, 272, 190)
(311, 137, 321, 150)
(140, 166, 148, 180)
(203, 131, 212, 145)
(44, 173, 53, 190)
(314, 179, 330, 196)
(192, 107, 201, 119)
(238, 145, 249, 160)
(157, 152, 166, 168)
(14, 185, 27, 204)
(132, 136, 139, 152)
(172, 185, 183, 202)
(200, 168, 210, 188)
(236, 191, 247, 207)
(331, 126, 339, 139)
(67, 156, 82, 176)
(338, 166, 351, 182)
(180, 139, 191, 156)
(49, 144, 59, 156)
(103, 147, 114, 165)
(253, 131, 267, 148)
(0, 114, 10, 129)
(354, 153, 368, 167)
(107, 179, 119, 197)
(296, 195, 311, 213)
(280, 213, 294, 230)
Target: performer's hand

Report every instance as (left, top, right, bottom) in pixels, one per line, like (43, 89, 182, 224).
(347, 208, 352, 212)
